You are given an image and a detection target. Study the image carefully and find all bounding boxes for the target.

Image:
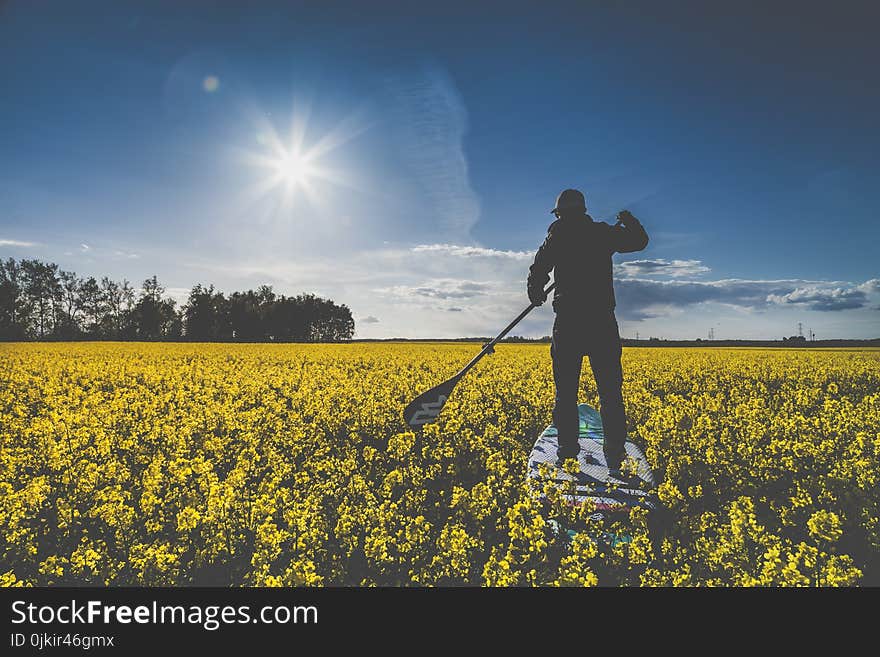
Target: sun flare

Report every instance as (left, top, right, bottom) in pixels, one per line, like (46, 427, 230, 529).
(238, 99, 368, 216)
(274, 149, 316, 188)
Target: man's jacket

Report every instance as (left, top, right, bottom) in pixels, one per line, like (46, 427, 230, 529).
(527, 214, 649, 313)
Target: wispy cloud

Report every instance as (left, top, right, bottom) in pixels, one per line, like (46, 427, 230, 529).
(617, 258, 710, 278)
(361, 315, 380, 324)
(0, 239, 37, 247)
(386, 65, 479, 241)
(412, 244, 532, 260)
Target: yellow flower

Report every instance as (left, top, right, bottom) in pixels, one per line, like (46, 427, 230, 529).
(0, 341, 875, 587)
(807, 510, 843, 543)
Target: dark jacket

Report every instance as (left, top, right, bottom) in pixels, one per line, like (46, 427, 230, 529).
(527, 214, 648, 313)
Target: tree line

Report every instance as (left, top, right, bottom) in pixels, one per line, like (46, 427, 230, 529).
(0, 258, 355, 342)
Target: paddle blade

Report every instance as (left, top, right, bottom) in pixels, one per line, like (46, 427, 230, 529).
(403, 377, 458, 428)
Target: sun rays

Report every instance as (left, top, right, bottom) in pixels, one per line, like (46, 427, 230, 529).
(237, 97, 369, 220)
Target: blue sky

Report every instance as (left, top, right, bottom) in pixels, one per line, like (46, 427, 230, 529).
(1, 1, 878, 338)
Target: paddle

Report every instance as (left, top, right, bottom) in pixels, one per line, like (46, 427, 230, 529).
(403, 282, 556, 428)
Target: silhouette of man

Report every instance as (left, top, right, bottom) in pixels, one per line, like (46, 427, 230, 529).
(527, 189, 648, 474)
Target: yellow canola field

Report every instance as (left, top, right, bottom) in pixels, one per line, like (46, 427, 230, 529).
(1, 342, 878, 586)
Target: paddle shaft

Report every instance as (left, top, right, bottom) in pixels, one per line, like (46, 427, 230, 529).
(454, 282, 556, 381)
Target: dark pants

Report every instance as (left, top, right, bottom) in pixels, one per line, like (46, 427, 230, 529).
(551, 308, 627, 468)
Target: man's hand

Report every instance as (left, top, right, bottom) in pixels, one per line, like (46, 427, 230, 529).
(528, 285, 547, 307)
(617, 209, 638, 226)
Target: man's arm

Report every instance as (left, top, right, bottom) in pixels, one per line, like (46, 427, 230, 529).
(527, 221, 558, 305)
(610, 210, 648, 253)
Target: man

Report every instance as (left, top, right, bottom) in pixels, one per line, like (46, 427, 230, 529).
(527, 188, 648, 475)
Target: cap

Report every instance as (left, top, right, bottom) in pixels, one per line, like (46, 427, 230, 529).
(551, 188, 586, 214)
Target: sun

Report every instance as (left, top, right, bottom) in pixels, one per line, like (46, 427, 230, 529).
(274, 149, 316, 188)
(238, 99, 368, 217)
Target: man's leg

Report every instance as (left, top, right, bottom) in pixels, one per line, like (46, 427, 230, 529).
(551, 318, 583, 459)
(587, 315, 627, 469)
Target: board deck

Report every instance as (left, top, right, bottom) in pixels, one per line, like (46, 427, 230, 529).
(527, 403, 657, 512)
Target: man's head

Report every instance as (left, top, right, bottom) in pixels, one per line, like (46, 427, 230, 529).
(551, 188, 587, 219)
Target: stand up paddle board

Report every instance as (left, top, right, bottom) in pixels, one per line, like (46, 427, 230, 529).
(527, 403, 657, 513)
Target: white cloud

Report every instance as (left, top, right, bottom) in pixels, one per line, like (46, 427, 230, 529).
(175, 243, 880, 339)
(0, 239, 37, 247)
(767, 285, 868, 311)
(80, 243, 90, 252)
(856, 279, 880, 294)
(616, 277, 878, 320)
(376, 279, 493, 300)
(412, 244, 532, 260)
(617, 258, 710, 278)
